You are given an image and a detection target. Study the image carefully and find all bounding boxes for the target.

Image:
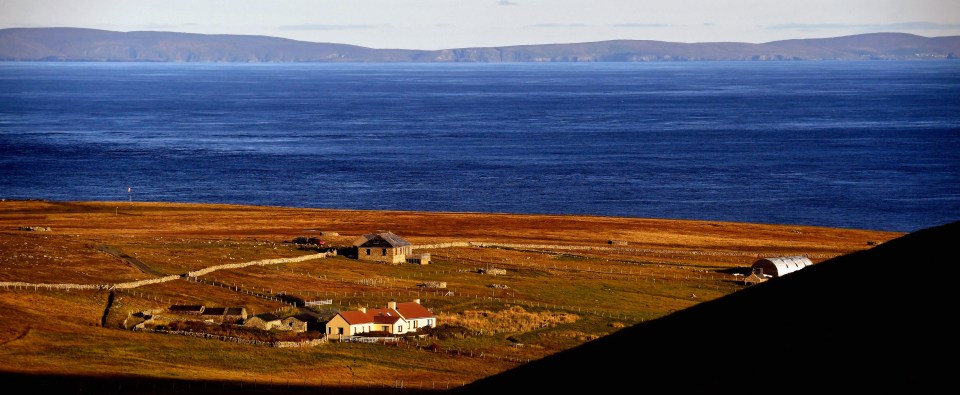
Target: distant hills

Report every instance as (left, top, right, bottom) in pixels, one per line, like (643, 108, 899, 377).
(1, 27, 958, 62)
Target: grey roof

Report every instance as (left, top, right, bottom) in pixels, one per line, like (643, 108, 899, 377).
(169, 305, 204, 312)
(293, 313, 320, 322)
(224, 307, 246, 316)
(253, 313, 281, 322)
(202, 307, 226, 316)
(353, 232, 412, 248)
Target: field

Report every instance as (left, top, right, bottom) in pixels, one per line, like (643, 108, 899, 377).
(0, 200, 902, 391)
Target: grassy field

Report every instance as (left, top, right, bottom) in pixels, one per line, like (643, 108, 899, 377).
(0, 199, 903, 389)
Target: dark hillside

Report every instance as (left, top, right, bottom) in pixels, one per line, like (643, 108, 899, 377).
(449, 221, 957, 393)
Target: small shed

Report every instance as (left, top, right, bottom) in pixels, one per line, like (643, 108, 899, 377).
(405, 253, 431, 265)
(751, 256, 813, 278)
(743, 272, 770, 286)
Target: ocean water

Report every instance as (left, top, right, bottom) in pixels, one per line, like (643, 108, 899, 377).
(1, 61, 958, 232)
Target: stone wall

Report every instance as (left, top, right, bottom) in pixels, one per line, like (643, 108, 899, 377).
(1, 253, 328, 291)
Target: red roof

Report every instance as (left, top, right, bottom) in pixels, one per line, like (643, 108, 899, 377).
(395, 302, 434, 319)
(367, 308, 404, 324)
(337, 310, 373, 325)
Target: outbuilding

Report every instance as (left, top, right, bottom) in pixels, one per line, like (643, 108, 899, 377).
(751, 256, 813, 278)
(244, 313, 282, 330)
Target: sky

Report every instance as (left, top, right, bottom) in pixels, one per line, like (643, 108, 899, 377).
(2, 0, 959, 50)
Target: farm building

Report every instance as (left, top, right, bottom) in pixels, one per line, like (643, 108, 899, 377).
(223, 307, 248, 322)
(751, 256, 813, 278)
(405, 253, 431, 265)
(743, 271, 770, 286)
(293, 312, 323, 332)
(200, 307, 227, 322)
(280, 316, 308, 333)
(243, 313, 282, 330)
(168, 305, 204, 315)
(353, 232, 429, 264)
(325, 299, 436, 340)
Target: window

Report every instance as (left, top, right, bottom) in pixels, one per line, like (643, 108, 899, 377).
(365, 249, 370, 256)
(338, 327, 344, 335)
(382, 325, 389, 331)
(382, 248, 387, 255)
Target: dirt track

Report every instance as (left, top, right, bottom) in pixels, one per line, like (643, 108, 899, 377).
(96, 245, 164, 276)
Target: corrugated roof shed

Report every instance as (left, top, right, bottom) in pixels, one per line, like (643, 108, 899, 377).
(752, 256, 813, 277)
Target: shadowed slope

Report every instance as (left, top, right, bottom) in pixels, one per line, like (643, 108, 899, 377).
(449, 221, 956, 394)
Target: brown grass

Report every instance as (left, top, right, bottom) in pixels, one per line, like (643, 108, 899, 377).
(439, 306, 578, 334)
(0, 199, 904, 387)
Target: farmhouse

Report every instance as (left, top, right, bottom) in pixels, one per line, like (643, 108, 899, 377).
(326, 299, 436, 340)
(353, 232, 430, 264)
(325, 309, 375, 340)
(392, 300, 436, 332)
(751, 256, 813, 278)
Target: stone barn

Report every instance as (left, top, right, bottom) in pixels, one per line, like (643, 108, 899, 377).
(353, 232, 414, 264)
(751, 256, 813, 278)
(200, 307, 227, 323)
(280, 316, 309, 333)
(223, 307, 248, 322)
(244, 313, 282, 330)
(168, 305, 204, 315)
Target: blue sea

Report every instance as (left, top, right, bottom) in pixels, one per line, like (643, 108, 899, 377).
(1, 61, 958, 232)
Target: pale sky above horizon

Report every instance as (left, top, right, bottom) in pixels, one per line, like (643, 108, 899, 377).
(2, 0, 959, 50)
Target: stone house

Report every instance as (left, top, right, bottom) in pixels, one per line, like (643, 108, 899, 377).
(352, 232, 431, 264)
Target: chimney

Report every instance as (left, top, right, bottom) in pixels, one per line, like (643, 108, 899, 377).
(413, 299, 420, 304)
(388, 300, 397, 310)
(359, 307, 366, 314)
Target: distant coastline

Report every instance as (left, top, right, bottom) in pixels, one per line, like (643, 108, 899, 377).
(1, 27, 958, 62)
